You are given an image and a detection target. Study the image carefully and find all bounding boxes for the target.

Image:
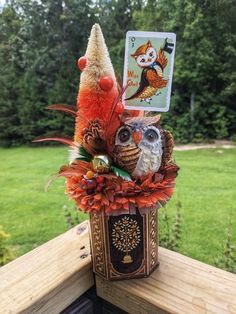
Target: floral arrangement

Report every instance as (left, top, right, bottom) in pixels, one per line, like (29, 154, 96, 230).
(35, 24, 179, 215)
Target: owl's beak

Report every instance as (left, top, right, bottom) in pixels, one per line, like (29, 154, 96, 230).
(133, 131, 142, 144)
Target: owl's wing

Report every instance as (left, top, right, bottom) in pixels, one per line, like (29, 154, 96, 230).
(162, 130, 174, 166)
(157, 49, 168, 69)
(146, 69, 168, 88)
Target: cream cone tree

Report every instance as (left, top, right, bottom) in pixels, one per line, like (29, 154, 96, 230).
(74, 23, 120, 152)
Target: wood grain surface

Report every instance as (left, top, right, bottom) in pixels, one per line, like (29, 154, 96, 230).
(1, 220, 236, 314)
(0, 221, 94, 314)
(96, 247, 236, 314)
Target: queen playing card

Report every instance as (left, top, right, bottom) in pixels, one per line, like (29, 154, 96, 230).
(123, 31, 176, 112)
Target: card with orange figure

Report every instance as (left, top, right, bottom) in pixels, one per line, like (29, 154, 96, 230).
(123, 31, 176, 112)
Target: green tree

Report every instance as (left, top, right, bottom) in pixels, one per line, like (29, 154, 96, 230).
(0, 0, 96, 146)
(95, 0, 142, 73)
(0, 4, 25, 146)
(133, 0, 236, 142)
(0, 0, 235, 145)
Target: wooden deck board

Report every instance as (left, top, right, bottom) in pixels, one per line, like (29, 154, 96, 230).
(0, 221, 94, 314)
(1, 220, 236, 314)
(96, 247, 236, 314)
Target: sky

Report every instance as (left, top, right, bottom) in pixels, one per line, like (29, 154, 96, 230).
(0, 0, 5, 10)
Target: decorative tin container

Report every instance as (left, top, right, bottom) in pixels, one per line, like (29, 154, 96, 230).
(90, 208, 158, 280)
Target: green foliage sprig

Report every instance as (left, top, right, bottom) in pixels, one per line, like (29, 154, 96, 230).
(63, 205, 81, 229)
(76, 147, 93, 162)
(159, 201, 182, 251)
(215, 218, 236, 274)
(75, 145, 132, 181)
(111, 166, 132, 181)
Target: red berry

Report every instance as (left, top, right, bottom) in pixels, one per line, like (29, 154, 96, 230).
(99, 76, 114, 91)
(96, 184, 103, 192)
(115, 102, 124, 114)
(96, 176, 104, 183)
(87, 180, 96, 189)
(77, 56, 87, 71)
(87, 189, 94, 195)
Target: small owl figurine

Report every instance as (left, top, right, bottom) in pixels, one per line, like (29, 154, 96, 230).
(113, 115, 173, 178)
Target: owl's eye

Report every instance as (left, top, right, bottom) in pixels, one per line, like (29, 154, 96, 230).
(149, 52, 153, 57)
(118, 128, 131, 143)
(140, 58, 145, 63)
(144, 129, 159, 143)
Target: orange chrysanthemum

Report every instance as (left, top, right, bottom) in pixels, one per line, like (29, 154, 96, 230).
(59, 160, 179, 214)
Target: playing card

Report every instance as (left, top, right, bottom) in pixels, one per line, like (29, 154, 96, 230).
(123, 31, 176, 112)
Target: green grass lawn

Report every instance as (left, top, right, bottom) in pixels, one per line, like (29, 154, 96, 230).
(0, 146, 235, 267)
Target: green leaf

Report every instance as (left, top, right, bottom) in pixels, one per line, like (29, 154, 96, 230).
(77, 146, 93, 161)
(75, 156, 91, 162)
(111, 166, 132, 181)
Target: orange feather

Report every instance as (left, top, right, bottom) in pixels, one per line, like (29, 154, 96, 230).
(47, 104, 77, 117)
(33, 137, 77, 148)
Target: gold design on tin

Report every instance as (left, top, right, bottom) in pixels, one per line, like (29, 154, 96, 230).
(91, 213, 106, 275)
(149, 209, 158, 269)
(112, 216, 141, 264)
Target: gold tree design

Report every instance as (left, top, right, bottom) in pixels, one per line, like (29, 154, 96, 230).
(112, 216, 141, 263)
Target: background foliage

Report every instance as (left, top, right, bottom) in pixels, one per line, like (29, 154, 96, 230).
(0, 0, 235, 146)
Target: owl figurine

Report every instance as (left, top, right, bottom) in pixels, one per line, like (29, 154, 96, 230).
(126, 40, 170, 104)
(113, 115, 174, 178)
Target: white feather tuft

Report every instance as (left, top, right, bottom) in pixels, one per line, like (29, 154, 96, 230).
(69, 147, 80, 163)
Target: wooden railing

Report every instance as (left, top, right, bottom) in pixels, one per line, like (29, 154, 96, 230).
(0, 221, 93, 313)
(0, 220, 236, 314)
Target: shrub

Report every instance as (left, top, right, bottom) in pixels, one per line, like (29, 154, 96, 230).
(0, 226, 15, 266)
(159, 201, 182, 251)
(215, 218, 236, 274)
(63, 204, 80, 229)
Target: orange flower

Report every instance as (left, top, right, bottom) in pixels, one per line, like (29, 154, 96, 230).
(61, 160, 179, 214)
